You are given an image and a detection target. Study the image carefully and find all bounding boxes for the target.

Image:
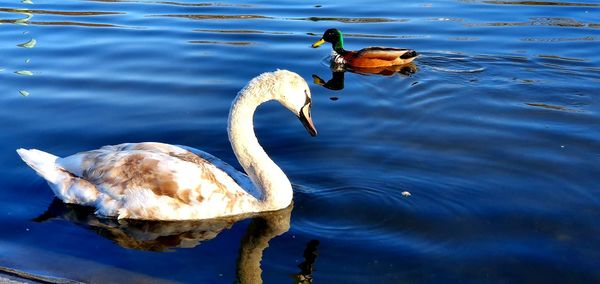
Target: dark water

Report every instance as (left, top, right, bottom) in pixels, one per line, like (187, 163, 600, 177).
(1, 0, 599, 283)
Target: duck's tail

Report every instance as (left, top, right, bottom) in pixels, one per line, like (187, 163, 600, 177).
(16, 148, 98, 205)
(400, 49, 418, 59)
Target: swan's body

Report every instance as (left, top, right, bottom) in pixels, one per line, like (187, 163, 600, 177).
(17, 70, 316, 220)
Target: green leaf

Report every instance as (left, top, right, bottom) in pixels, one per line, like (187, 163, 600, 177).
(18, 39, 36, 48)
(15, 70, 33, 76)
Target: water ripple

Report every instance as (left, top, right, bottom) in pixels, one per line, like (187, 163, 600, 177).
(538, 54, 588, 62)
(466, 17, 597, 28)
(0, 6, 129, 28)
(19, 21, 123, 28)
(521, 36, 600, 42)
(292, 16, 402, 23)
(188, 40, 253, 46)
(482, 1, 600, 6)
(157, 14, 401, 24)
(294, 185, 410, 242)
(156, 14, 272, 20)
(526, 102, 583, 112)
(418, 52, 486, 73)
(0, 7, 122, 16)
(194, 29, 292, 35)
(86, 0, 257, 8)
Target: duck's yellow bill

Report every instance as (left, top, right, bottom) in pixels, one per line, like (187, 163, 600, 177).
(311, 38, 325, 48)
(312, 74, 325, 85)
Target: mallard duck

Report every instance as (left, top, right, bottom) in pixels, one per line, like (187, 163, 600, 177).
(312, 28, 417, 68)
(17, 70, 317, 221)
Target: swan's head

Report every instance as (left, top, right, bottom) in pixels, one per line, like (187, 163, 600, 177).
(256, 70, 317, 137)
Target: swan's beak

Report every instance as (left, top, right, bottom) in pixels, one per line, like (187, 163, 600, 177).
(299, 103, 317, 137)
(312, 38, 325, 48)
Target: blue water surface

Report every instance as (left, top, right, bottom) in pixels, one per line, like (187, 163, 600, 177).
(0, 0, 599, 283)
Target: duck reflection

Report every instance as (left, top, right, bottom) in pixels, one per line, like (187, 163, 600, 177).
(34, 199, 319, 283)
(312, 61, 417, 92)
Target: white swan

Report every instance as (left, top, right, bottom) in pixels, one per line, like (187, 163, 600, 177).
(17, 70, 317, 220)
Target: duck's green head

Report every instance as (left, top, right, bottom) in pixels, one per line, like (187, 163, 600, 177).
(312, 28, 344, 52)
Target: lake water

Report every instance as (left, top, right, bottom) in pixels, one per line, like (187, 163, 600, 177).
(0, 0, 599, 283)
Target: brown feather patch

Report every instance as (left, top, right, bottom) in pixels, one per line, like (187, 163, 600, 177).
(76, 143, 254, 216)
(82, 153, 180, 200)
(168, 151, 209, 165)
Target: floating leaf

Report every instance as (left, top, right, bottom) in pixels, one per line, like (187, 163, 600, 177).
(15, 70, 33, 76)
(18, 39, 36, 48)
(19, 90, 30, 97)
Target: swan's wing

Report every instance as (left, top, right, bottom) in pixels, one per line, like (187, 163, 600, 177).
(59, 142, 191, 177)
(57, 143, 259, 219)
(175, 145, 259, 199)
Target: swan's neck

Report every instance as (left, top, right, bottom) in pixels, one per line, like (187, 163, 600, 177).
(228, 88, 293, 211)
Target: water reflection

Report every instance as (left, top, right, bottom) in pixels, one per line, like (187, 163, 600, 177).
(312, 71, 345, 91)
(161, 14, 272, 20)
(14, 70, 33, 76)
(189, 40, 253, 46)
(194, 29, 292, 35)
(0, 6, 124, 27)
(8, 2, 37, 97)
(158, 14, 400, 24)
(465, 17, 594, 28)
(312, 61, 417, 92)
(526, 102, 582, 112)
(482, 1, 600, 7)
(17, 39, 36, 48)
(13, 11, 32, 25)
(36, 199, 288, 251)
(292, 240, 319, 284)
(86, 0, 256, 8)
(295, 16, 401, 23)
(521, 36, 599, 42)
(34, 200, 315, 282)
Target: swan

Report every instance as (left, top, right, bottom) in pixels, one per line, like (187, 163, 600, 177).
(17, 70, 317, 220)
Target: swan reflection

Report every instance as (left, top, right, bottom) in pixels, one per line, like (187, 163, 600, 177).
(293, 239, 319, 284)
(312, 61, 417, 92)
(34, 200, 319, 283)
